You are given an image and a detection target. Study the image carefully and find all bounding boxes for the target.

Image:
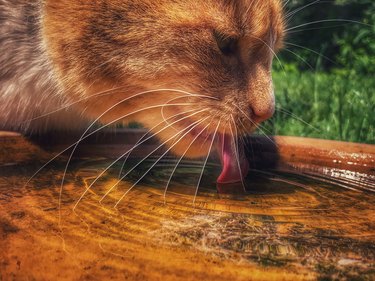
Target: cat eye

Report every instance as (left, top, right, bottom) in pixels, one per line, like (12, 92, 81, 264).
(214, 31, 238, 56)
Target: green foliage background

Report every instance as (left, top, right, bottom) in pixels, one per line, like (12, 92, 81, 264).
(267, 0, 374, 143)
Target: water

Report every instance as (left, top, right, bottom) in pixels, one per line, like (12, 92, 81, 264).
(0, 157, 374, 280)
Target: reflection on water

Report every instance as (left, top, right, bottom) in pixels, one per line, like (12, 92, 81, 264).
(76, 158, 375, 277)
(0, 156, 374, 280)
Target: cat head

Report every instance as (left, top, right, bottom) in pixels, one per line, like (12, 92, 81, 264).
(43, 0, 285, 159)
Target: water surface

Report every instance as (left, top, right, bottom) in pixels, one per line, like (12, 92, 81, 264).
(0, 156, 374, 280)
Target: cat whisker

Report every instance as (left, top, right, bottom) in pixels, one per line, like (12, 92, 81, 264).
(286, 19, 372, 32)
(25, 101, 195, 224)
(117, 90, 213, 177)
(21, 88, 216, 124)
(61, 99, 198, 213)
(160, 93, 214, 129)
(26, 89, 208, 185)
(118, 108, 200, 178)
(249, 35, 286, 76)
(73, 108, 208, 210)
(282, 48, 314, 70)
(233, 105, 278, 147)
(114, 117, 209, 208)
(101, 117, 208, 206)
(254, 125, 278, 147)
(230, 116, 246, 191)
(236, 117, 252, 147)
(237, 118, 255, 162)
(163, 122, 211, 204)
(193, 120, 220, 205)
(275, 106, 320, 131)
(62, 90, 215, 204)
(286, 24, 352, 34)
(198, 119, 215, 149)
(284, 42, 338, 66)
(282, 0, 292, 9)
(236, 116, 249, 136)
(285, 0, 321, 20)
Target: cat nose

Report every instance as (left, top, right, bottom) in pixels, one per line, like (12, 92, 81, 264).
(250, 94, 275, 123)
(246, 64, 275, 123)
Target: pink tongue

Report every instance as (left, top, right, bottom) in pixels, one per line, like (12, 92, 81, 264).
(217, 134, 249, 184)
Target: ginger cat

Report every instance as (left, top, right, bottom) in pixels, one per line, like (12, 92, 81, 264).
(0, 0, 285, 183)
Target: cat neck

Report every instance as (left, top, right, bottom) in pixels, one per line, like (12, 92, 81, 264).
(0, 1, 86, 133)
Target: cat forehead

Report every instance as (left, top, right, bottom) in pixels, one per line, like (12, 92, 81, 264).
(161, 0, 284, 36)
